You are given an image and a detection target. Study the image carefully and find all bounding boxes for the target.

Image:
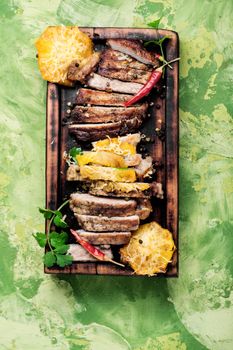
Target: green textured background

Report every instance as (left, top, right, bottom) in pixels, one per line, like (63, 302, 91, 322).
(0, 0, 233, 349)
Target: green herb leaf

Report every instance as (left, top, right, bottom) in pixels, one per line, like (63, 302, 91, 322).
(54, 244, 69, 254)
(54, 215, 68, 228)
(50, 231, 68, 248)
(69, 147, 82, 163)
(54, 210, 62, 218)
(39, 207, 55, 219)
(147, 18, 161, 29)
(56, 254, 73, 267)
(33, 232, 47, 248)
(44, 251, 56, 267)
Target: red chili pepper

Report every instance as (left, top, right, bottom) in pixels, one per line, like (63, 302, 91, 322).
(70, 229, 125, 267)
(124, 57, 180, 107)
(124, 66, 163, 107)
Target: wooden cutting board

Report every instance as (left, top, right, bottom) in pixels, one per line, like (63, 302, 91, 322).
(45, 27, 179, 276)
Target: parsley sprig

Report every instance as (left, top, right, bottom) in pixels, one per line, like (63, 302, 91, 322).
(145, 18, 171, 70)
(63, 147, 82, 166)
(33, 200, 73, 268)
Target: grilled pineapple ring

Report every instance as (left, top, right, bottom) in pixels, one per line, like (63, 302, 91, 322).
(120, 222, 176, 275)
(35, 26, 93, 85)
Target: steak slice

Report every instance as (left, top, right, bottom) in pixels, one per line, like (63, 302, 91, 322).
(77, 230, 131, 245)
(107, 39, 159, 66)
(70, 103, 148, 124)
(68, 113, 147, 141)
(76, 88, 133, 106)
(136, 198, 152, 220)
(87, 73, 143, 94)
(69, 121, 121, 141)
(75, 214, 140, 232)
(67, 52, 101, 83)
(68, 244, 113, 261)
(100, 49, 152, 71)
(70, 193, 137, 217)
(98, 66, 151, 84)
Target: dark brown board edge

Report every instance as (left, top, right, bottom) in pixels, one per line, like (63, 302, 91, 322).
(165, 31, 179, 277)
(44, 83, 59, 274)
(45, 28, 179, 277)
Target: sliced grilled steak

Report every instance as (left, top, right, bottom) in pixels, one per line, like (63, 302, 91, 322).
(107, 39, 159, 66)
(89, 181, 152, 198)
(87, 73, 143, 94)
(75, 214, 140, 232)
(100, 49, 152, 71)
(136, 199, 152, 220)
(67, 52, 101, 83)
(77, 230, 131, 245)
(68, 244, 113, 261)
(70, 193, 137, 217)
(76, 88, 132, 106)
(70, 103, 148, 124)
(69, 121, 121, 141)
(68, 113, 147, 141)
(98, 67, 151, 84)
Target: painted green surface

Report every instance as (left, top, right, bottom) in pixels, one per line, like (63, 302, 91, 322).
(0, 0, 232, 349)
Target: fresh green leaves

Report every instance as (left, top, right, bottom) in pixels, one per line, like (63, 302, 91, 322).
(63, 147, 83, 166)
(56, 254, 73, 267)
(69, 147, 82, 163)
(54, 245, 69, 254)
(44, 251, 56, 267)
(69, 146, 82, 158)
(39, 207, 55, 219)
(50, 231, 68, 248)
(34, 200, 72, 268)
(147, 18, 161, 29)
(38, 207, 68, 228)
(53, 213, 68, 228)
(44, 251, 72, 268)
(33, 232, 47, 247)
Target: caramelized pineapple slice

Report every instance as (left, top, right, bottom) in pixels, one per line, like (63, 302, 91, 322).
(120, 222, 176, 275)
(35, 26, 93, 85)
(76, 151, 127, 168)
(80, 165, 136, 182)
